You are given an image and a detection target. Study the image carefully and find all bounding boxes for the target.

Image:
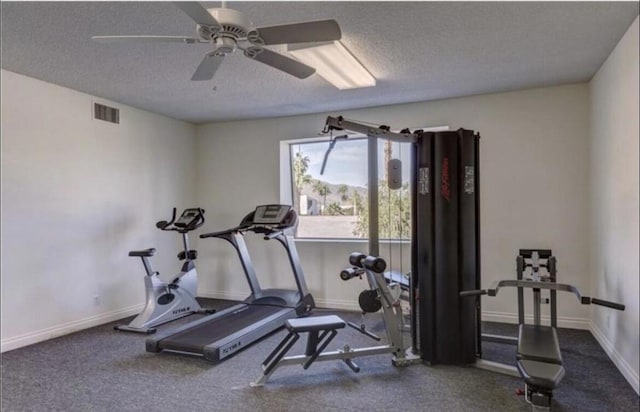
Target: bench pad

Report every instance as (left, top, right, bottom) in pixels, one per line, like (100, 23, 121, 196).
(517, 359, 565, 390)
(383, 271, 410, 290)
(517, 324, 562, 364)
(286, 315, 346, 333)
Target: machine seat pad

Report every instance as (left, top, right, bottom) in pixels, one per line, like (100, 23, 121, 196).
(286, 315, 346, 333)
(384, 271, 410, 290)
(517, 324, 562, 364)
(517, 359, 565, 390)
(128, 248, 156, 257)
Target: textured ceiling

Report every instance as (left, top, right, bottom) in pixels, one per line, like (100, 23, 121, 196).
(1, 2, 638, 123)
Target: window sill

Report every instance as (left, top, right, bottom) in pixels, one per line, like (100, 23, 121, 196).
(294, 237, 411, 245)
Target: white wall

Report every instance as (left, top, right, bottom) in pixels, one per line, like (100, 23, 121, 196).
(588, 17, 639, 393)
(195, 83, 592, 327)
(0, 70, 197, 351)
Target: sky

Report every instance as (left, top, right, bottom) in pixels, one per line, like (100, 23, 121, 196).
(291, 138, 412, 187)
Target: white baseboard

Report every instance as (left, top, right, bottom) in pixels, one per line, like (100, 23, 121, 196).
(590, 321, 640, 395)
(198, 289, 250, 302)
(0, 304, 142, 353)
(481, 310, 591, 330)
(313, 298, 360, 312)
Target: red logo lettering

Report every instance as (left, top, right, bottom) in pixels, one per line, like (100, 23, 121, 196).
(441, 157, 450, 201)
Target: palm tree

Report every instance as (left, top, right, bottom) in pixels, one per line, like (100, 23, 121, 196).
(352, 190, 363, 216)
(337, 184, 349, 202)
(292, 150, 311, 210)
(312, 181, 331, 214)
(326, 202, 345, 216)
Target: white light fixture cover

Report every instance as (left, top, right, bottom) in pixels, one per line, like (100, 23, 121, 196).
(287, 41, 376, 90)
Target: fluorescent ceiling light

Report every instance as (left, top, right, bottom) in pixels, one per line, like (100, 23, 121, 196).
(288, 41, 376, 90)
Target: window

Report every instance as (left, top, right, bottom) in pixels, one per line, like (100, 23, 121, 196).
(282, 136, 413, 240)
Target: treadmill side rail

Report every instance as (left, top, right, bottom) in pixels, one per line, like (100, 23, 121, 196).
(204, 307, 297, 361)
(145, 303, 248, 353)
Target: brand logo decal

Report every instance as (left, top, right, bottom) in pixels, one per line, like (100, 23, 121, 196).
(222, 341, 242, 355)
(172, 307, 190, 315)
(441, 157, 450, 201)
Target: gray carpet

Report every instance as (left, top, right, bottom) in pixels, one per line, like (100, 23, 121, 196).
(1, 299, 638, 412)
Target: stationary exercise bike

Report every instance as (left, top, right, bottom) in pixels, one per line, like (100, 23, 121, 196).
(115, 208, 214, 334)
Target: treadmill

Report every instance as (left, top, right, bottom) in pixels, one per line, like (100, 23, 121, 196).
(146, 204, 315, 362)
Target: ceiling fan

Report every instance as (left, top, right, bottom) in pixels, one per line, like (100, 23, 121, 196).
(92, 2, 342, 81)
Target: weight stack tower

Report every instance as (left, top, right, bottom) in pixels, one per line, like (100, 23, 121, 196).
(411, 128, 480, 365)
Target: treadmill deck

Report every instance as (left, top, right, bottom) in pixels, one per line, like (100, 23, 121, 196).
(146, 303, 296, 361)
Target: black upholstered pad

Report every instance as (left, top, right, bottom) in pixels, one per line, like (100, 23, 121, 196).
(286, 315, 346, 332)
(128, 248, 156, 257)
(517, 324, 562, 364)
(517, 359, 565, 390)
(384, 271, 409, 290)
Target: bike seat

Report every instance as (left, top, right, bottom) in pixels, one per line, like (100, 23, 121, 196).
(128, 248, 156, 257)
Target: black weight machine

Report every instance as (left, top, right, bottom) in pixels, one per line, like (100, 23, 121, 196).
(321, 115, 482, 366)
(294, 116, 624, 411)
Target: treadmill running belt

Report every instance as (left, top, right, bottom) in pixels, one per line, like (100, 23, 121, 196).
(161, 304, 285, 350)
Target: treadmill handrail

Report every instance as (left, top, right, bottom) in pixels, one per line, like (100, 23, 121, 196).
(200, 224, 251, 239)
(200, 223, 289, 239)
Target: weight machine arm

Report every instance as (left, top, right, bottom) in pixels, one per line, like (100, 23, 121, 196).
(460, 280, 625, 310)
(323, 115, 417, 257)
(324, 116, 418, 144)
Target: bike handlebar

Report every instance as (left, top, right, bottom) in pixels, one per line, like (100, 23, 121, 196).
(156, 208, 177, 230)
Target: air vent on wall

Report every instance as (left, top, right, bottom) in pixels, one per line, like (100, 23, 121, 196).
(94, 102, 120, 124)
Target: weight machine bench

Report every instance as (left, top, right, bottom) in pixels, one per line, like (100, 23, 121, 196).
(517, 324, 566, 409)
(517, 325, 562, 364)
(261, 315, 347, 376)
(517, 359, 566, 409)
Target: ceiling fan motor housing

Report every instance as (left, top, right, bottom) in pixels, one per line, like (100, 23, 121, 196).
(206, 8, 250, 39)
(214, 36, 237, 55)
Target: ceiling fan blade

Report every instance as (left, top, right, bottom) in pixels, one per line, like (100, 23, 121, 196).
(92, 35, 201, 44)
(191, 52, 225, 81)
(253, 20, 341, 45)
(173, 2, 220, 27)
(248, 48, 315, 79)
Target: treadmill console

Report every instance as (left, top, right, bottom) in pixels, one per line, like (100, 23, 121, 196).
(174, 208, 205, 228)
(252, 204, 292, 225)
